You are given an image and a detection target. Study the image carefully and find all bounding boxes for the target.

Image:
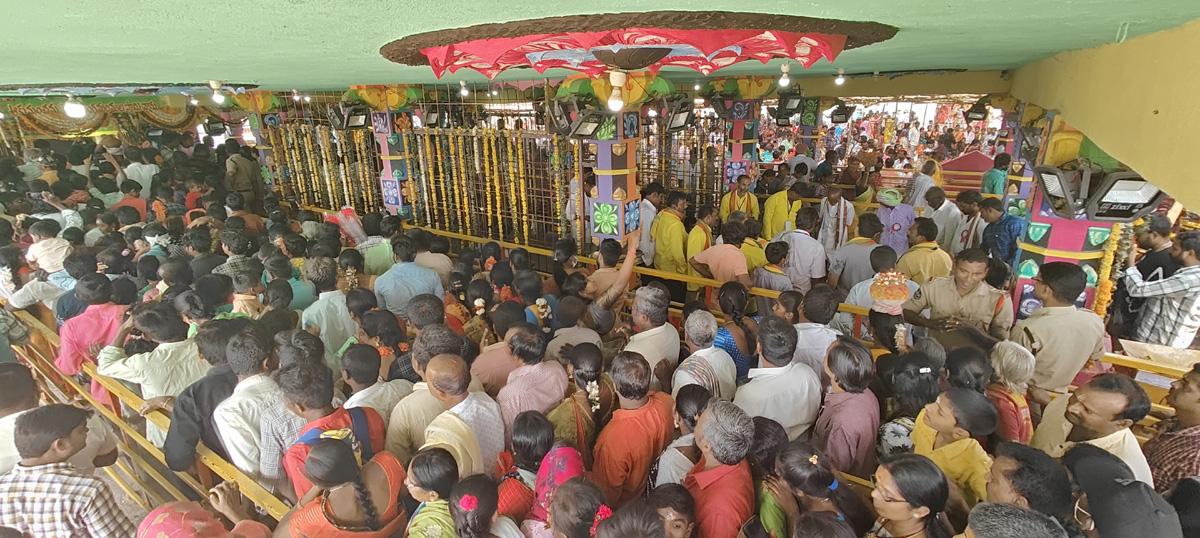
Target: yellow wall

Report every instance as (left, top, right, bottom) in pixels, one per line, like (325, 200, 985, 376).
(1011, 19, 1200, 208)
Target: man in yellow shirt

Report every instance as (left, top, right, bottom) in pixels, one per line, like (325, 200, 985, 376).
(686, 206, 718, 293)
(719, 174, 760, 222)
(896, 217, 953, 286)
(650, 191, 689, 301)
(761, 183, 804, 239)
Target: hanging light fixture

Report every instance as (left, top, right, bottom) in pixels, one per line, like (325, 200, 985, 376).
(835, 68, 846, 85)
(779, 62, 791, 87)
(209, 81, 226, 104)
(303, 95, 311, 102)
(491, 88, 499, 96)
(292, 89, 301, 101)
(62, 94, 87, 118)
(459, 81, 469, 97)
(694, 82, 701, 91)
(607, 71, 627, 112)
(647, 107, 657, 117)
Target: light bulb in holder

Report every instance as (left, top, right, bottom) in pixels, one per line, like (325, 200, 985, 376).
(607, 71, 627, 112)
(208, 80, 226, 104)
(694, 82, 701, 91)
(779, 62, 791, 87)
(834, 68, 845, 85)
(459, 81, 469, 97)
(63, 95, 86, 118)
(303, 95, 311, 102)
(647, 108, 657, 117)
(292, 89, 301, 101)
(491, 89, 498, 96)
(189, 97, 199, 106)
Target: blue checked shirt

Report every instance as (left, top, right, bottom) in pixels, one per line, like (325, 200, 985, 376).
(1124, 264, 1200, 348)
(982, 213, 1027, 267)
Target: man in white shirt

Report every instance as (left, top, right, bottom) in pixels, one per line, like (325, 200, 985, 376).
(622, 285, 679, 392)
(0, 364, 117, 476)
(1030, 374, 1156, 487)
(923, 187, 962, 253)
(672, 311, 736, 401)
(341, 343, 413, 429)
(734, 316, 820, 440)
(212, 328, 281, 482)
(774, 207, 826, 294)
(818, 187, 856, 253)
(301, 258, 359, 374)
(638, 183, 665, 266)
(791, 285, 842, 377)
(950, 190, 986, 255)
(906, 160, 938, 211)
(122, 147, 160, 199)
(426, 354, 504, 478)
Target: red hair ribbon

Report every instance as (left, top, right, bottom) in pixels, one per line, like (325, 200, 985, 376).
(590, 505, 613, 536)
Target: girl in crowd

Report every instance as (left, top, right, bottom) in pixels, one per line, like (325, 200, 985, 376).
(549, 478, 612, 538)
(444, 270, 473, 335)
(647, 484, 696, 538)
(878, 352, 943, 459)
(358, 310, 408, 382)
(559, 272, 588, 301)
(262, 279, 295, 313)
(275, 438, 409, 537)
(521, 445, 585, 538)
(768, 441, 875, 537)
(495, 411, 553, 521)
(713, 282, 759, 380)
(653, 384, 710, 487)
(450, 474, 524, 538)
(910, 388, 997, 506)
(770, 290, 804, 324)
(944, 347, 992, 394)
(547, 343, 614, 468)
(867, 454, 954, 538)
(464, 278, 497, 346)
(748, 417, 789, 538)
(174, 290, 214, 337)
(490, 261, 516, 303)
(984, 341, 1035, 445)
(405, 447, 459, 538)
(550, 238, 588, 297)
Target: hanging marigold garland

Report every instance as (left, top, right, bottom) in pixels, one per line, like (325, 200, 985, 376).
(304, 126, 325, 208)
(516, 130, 529, 244)
(447, 129, 462, 234)
(338, 130, 354, 210)
(457, 129, 472, 236)
(435, 130, 451, 231)
(490, 130, 503, 240)
(480, 130, 493, 239)
(574, 140, 584, 251)
(551, 134, 564, 240)
(1093, 222, 1123, 318)
(412, 132, 430, 225)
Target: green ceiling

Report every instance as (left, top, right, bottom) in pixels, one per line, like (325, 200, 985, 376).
(2, 1, 1197, 90)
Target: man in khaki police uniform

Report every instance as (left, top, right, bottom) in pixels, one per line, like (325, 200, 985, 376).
(903, 248, 1014, 350)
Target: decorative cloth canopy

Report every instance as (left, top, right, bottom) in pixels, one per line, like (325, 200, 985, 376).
(420, 28, 847, 79)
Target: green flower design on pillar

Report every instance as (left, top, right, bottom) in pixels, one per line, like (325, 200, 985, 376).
(592, 202, 619, 235)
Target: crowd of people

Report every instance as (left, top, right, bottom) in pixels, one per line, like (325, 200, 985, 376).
(0, 127, 1195, 538)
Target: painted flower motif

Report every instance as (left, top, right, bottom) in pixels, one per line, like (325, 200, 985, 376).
(624, 199, 640, 234)
(592, 202, 619, 235)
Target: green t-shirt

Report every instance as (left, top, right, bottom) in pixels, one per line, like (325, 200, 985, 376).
(981, 168, 1006, 195)
(757, 482, 788, 538)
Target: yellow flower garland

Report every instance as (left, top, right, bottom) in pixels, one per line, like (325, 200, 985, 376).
(481, 130, 494, 238)
(492, 132, 503, 239)
(506, 133, 518, 241)
(516, 128, 529, 244)
(1093, 222, 1122, 317)
(574, 140, 584, 249)
(551, 134, 564, 240)
(458, 130, 472, 236)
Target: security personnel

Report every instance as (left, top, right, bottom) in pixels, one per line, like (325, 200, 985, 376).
(896, 217, 954, 286)
(903, 248, 1013, 350)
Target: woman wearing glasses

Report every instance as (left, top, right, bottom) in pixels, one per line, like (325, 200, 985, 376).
(866, 454, 954, 538)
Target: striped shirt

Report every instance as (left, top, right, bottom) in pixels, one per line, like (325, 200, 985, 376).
(1124, 264, 1200, 348)
(0, 462, 137, 538)
(1144, 420, 1200, 493)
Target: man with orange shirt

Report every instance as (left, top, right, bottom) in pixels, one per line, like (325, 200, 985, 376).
(278, 360, 384, 499)
(685, 399, 756, 538)
(226, 192, 265, 237)
(591, 351, 674, 507)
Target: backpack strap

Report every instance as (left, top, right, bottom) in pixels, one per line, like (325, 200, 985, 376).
(346, 406, 375, 462)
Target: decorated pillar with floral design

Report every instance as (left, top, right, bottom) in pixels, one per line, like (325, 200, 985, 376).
(588, 109, 641, 245)
(354, 85, 422, 218)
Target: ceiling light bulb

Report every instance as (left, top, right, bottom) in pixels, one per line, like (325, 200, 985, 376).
(694, 83, 701, 91)
(189, 98, 199, 105)
(780, 62, 791, 87)
(292, 90, 301, 101)
(459, 81, 469, 96)
(211, 90, 226, 104)
(607, 71, 627, 112)
(304, 95, 311, 102)
(647, 108, 657, 117)
(491, 89, 498, 96)
(63, 95, 86, 118)
(835, 68, 845, 85)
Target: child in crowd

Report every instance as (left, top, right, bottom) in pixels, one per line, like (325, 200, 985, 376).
(231, 270, 266, 318)
(195, 273, 236, 314)
(910, 387, 998, 506)
(25, 219, 70, 274)
(111, 180, 148, 221)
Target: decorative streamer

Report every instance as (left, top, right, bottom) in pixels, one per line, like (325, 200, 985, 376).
(517, 130, 528, 243)
(457, 129, 472, 236)
(575, 140, 584, 253)
(435, 129, 451, 231)
(490, 131, 502, 240)
(481, 130, 493, 238)
(552, 134, 564, 240)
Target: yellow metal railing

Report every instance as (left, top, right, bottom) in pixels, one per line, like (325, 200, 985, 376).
(11, 311, 291, 519)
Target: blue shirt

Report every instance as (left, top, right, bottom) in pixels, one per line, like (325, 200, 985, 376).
(374, 261, 444, 320)
(287, 278, 318, 311)
(982, 213, 1027, 267)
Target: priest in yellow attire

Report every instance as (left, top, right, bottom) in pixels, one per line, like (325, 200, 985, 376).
(719, 174, 760, 222)
(650, 191, 689, 275)
(686, 206, 718, 292)
(761, 183, 804, 239)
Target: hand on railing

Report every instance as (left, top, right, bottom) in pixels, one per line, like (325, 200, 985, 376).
(209, 482, 258, 527)
(140, 396, 175, 417)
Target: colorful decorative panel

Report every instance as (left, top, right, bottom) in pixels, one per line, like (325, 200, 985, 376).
(590, 127, 640, 243)
(371, 112, 391, 134)
(722, 98, 759, 187)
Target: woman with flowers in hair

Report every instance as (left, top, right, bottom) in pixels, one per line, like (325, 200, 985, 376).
(547, 343, 616, 469)
(520, 445, 586, 538)
(548, 478, 612, 538)
(450, 474, 525, 538)
(765, 441, 875, 537)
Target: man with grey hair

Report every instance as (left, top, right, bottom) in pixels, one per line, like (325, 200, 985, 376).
(672, 310, 736, 400)
(685, 399, 756, 538)
(964, 502, 1068, 538)
(622, 285, 679, 392)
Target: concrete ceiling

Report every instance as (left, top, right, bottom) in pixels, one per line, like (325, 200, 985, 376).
(1, 1, 1197, 90)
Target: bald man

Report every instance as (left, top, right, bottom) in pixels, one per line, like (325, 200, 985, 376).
(426, 354, 504, 477)
(923, 186, 962, 252)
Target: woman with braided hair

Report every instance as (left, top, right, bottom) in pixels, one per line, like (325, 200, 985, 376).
(547, 343, 617, 469)
(274, 438, 409, 537)
(712, 282, 759, 381)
